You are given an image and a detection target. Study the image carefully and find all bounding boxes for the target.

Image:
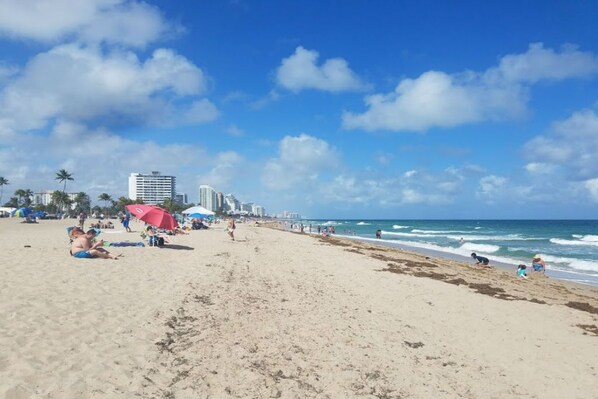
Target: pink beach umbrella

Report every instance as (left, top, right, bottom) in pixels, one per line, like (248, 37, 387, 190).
(126, 204, 178, 230)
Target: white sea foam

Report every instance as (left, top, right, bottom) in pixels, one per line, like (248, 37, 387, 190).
(541, 254, 598, 272)
(356, 222, 371, 225)
(381, 231, 437, 238)
(447, 234, 540, 242)
(392, 225, 409, 229)
(335, 234, 598, 275)
(339, 235, 516, 263)
(581, 235, 598, 242)
(460, 242, 500, 253)
(412, 229, 471, 234)
(550, 238, 598, 247)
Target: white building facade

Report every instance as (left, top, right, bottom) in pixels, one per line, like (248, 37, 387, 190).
(198, 185, 218, 212)
(128, 172, 176, 205)
(33, 191, 78, 206)
(252, 204, 265, 217)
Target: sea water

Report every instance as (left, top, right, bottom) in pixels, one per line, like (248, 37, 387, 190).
(300, 220, 598, 287)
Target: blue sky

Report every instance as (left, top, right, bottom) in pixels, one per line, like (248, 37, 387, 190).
(1, 0, 598, 219)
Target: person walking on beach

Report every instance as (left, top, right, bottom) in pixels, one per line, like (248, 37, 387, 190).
(78, 212, 86, 230)
(531, 254, 546, 274)
(471, 252, 490, 266)
(121, 211, 132, 232)
(227, 218, 236, 241)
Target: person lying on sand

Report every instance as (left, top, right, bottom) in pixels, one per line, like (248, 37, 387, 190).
(70, 229, 118, 260)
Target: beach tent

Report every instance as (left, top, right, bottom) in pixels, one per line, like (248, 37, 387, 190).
(13, 207, 32, 217)
(182, 205, 215, 216)
(30, 211, 46, 218)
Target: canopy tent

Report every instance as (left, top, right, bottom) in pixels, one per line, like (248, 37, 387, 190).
(187, 212, 213, 219)
(182, 205, 215, 216)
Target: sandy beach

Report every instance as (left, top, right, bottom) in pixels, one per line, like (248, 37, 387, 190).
(1, 218, 597, 399)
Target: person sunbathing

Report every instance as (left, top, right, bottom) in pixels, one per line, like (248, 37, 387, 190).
(70, 229, 118, 260)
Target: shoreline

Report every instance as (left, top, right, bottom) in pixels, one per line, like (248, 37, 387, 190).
(335, 233, 598, 288)
(280, 222, 598, 288)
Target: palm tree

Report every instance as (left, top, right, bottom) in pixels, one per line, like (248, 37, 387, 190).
(0, 177, 8, 206)
(98, 193, 112, 216)
(14, 189, 33, 207)
(73, 192, 91, 215)
(55, 169, 74, 193)
(51, 190, 71, 212)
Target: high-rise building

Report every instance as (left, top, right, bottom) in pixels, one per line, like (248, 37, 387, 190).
(252, 204, 265, 217)
(128, 172, 176, 205)
(174, 194, 188, 204)
(216, 192, 224, 212)
(198, 185, 218, 212)
(33, 191, 78, 206)
(223, 194, 240, 213)
(241, 202, 254, 213)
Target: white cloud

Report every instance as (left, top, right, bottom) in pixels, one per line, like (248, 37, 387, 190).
(0, 0, 172, 47)
(262, 134, 339, 190)
(198, 151, 245, 191)
(0, 44, 214, 130)
(525, 109, 598, 180)
(180, 99, 219, 125)
(226, 124, 245, 137)
(343, 43, 598, 132)
(524, 162, 556, 174)
(585, 178, 598, 202)
(477, 175, 508, 202)
(0, 121, 211, 202)
(490, 43, 598, 83)
(342, 70, 527, 131)
(276, 46, 366, 93)
(321, 168, 462, 206)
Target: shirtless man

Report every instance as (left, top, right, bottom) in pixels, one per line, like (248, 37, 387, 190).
(227, 218, 235, 241)
(70, 229, 118, 259)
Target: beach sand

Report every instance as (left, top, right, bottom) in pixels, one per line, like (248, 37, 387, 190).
(0, 218, 597, 398)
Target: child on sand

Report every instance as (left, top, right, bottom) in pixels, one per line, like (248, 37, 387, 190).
(517, 264, 527, 278)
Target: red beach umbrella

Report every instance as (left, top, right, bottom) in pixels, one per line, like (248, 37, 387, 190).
(126, 204, 178, 230)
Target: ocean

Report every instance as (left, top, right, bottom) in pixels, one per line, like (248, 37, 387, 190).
(299, 220, 598, 287)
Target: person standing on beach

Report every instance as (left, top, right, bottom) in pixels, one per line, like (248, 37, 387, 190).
(227, 218, 236, 241)
(376, 229, 382, 239)
(78, 212, 86, 230)
(122, 211, 132, 232)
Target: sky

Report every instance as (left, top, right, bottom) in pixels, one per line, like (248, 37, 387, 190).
(1, 0, 598, 219)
